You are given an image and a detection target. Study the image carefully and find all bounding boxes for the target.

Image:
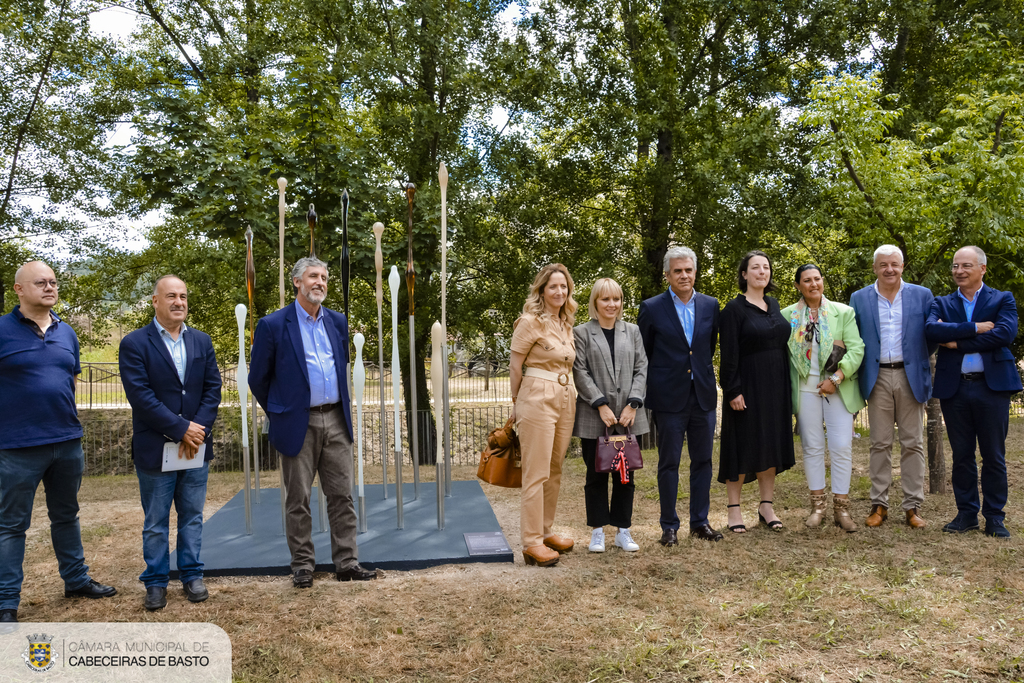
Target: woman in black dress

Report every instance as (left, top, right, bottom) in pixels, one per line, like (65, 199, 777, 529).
(719, 250, 795, 533)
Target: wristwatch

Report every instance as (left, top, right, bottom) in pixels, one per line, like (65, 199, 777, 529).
(828, 373, 843, 387)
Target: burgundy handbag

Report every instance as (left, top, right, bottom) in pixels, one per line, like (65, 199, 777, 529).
(596, 427, 643, 484)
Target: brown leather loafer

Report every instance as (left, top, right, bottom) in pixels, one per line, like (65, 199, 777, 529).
(523, 544, 560, 567)
(865, 504, 888, 527)
(543, 535, 574, 553)
(905, 508, 926, 529)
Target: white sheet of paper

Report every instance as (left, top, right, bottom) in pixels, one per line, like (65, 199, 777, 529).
(162, 442, 206, 472)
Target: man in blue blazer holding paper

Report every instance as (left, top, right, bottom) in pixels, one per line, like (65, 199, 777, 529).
(850, 245, 935, 529)
(638, 246, 722, 546)
(926, 246, 1022, 538)
(249, 257, 376, 587)
(119, 275, 221, 611)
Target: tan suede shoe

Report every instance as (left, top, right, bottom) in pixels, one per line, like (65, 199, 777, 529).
(543, 535, 575, 553)
(905, 508, 927, 529)
(865, 504, 888, 527)
(523, 544, 560, 567)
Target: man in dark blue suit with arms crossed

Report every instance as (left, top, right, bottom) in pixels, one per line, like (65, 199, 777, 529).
(926, 246, 1022, 538)
(638, 246, 723, 546)
(119, 274, 222, 611)
(249, 257, 376, 587)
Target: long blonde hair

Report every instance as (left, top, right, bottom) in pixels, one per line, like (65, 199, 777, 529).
(521, 263, 578, 327)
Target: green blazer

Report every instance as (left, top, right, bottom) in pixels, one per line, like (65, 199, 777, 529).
(781, 300, 866, 415)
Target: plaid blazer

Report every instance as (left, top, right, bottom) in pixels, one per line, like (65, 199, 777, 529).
(571, 319, 649, 438)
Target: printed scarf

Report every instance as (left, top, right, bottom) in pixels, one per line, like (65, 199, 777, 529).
(787, 297, 833, 380)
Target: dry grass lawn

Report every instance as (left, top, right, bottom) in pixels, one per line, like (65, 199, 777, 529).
(14, 420, 1024, 682)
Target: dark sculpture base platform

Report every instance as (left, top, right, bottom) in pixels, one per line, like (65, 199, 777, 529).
(171, 480, 513, 576)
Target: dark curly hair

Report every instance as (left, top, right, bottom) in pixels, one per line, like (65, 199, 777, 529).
(737, 250, 777, 293)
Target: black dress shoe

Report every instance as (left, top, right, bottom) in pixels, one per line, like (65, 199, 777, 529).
(183, 578, 209, 603)
(65, 579, 117, 599)
(336, 564, 378, 582)
(144, 586, 167, 611)
(0, 609, 17, 623)
(292, 569, 314, 588)
(659, 529, 678, 546)
(690, 523, 724, 542)
(942, 513, 980, 534)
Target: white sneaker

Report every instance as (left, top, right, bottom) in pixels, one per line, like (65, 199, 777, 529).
(589, 527, 605, 553)
(614, 528, 639, 552)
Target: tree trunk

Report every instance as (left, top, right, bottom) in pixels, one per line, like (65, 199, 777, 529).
(640, 128, 673, 300)
(927, 354, 946, 493)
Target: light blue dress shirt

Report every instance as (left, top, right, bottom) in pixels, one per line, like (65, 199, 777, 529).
(154, 319, 187, 384)
(670, 288, 696, 346)
(875, 280, 905, 363)
(294, 299, 339, 407)
(958, 285, 985, 373)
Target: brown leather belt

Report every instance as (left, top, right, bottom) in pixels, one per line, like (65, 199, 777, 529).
(310, 402, 338, 413)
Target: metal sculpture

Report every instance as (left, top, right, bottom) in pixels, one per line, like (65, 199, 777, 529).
(372, 221, 389, 498)
(276, 178, 287, 531)
(431, 321, 445, 529)
(353, 332, 367, 533)
(438, 162, 452, 496)
(277, 178, 287, 308)
(405, 182, 420, 499)
(341, 189, 350, 319)
(235, 304, 252, 535)
(389, 265, 404, 528)
(307, 204, 317, 258)
(245, 227, 260, 502)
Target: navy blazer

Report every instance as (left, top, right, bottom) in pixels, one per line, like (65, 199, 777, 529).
(637, 290, 720, 413)
(119, 321, 222, 471)
(850, 282, 936, 404)
(925, 285, 1022, 399)
(248, 302, 353, 458)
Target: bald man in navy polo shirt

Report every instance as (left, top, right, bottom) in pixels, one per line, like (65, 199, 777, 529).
(0, 261, 117, 623)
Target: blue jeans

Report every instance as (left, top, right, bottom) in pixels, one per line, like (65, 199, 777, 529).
(136, 462, 208, 587)
(0, 439, 91, 610)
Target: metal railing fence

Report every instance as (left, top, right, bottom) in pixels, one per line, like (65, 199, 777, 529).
(77, 360, 512, 410)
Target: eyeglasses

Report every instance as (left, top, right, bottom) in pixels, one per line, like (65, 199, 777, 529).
(32, 279, 59, 289)
(950, 264, 976, 271)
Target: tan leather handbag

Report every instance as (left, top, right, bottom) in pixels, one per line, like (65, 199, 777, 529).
(477, 416, 522, 488)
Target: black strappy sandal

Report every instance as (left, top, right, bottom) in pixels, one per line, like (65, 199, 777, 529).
(758, 500, 783, 531)
(727, 503, 746, 533)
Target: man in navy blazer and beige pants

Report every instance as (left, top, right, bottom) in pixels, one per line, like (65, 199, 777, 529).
(850, 245, 934, 529)
(120, 275, 221, 611)
(638, 246, 722, 546)
(926, 246, 1021, 538)
(249, 257, 376, 587)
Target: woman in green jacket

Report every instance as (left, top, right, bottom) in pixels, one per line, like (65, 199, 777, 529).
(782, 265, 866, 532)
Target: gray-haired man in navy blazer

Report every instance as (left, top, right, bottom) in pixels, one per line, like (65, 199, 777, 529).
(638, 247, 722, 546)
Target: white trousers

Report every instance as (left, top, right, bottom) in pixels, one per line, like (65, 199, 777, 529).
(796, 391, 855, 494)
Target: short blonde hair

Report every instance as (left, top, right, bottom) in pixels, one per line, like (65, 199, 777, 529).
(587, 278, 623, 320)
(521, 263, 578, 327)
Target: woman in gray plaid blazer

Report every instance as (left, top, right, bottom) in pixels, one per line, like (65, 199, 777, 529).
(572, 278, 649, 553)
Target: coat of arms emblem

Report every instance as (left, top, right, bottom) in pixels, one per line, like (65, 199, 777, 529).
(22, 633, 58, 672)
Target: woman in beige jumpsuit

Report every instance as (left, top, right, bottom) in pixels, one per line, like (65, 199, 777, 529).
(509, 263, 578, 567)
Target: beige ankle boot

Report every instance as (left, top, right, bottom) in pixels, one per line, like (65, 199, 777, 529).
(834, 497, 858, 533)
(805, 493, 828, 528)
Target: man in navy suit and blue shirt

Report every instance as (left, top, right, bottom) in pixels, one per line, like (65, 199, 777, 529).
(638, 247, 723, 546)
(850, 245, 934, 529)
(926, 246, 1021, 538)
(119, 275, 221, 610)
(249, 257, 376, 586)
